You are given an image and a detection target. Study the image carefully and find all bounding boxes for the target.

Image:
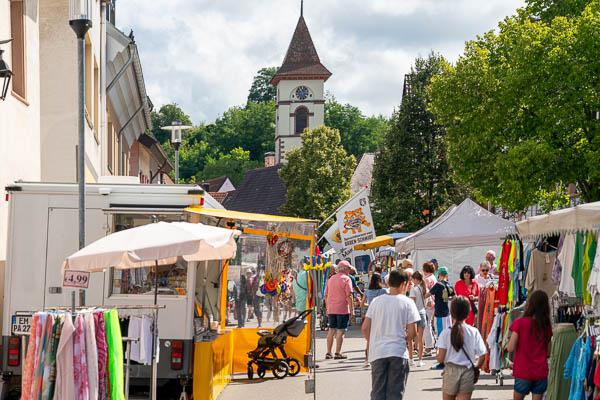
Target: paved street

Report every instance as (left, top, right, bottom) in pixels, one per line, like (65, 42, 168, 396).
(221, 326, 515, 400)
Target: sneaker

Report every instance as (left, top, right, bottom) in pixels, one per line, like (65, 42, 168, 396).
(430, 363, 445, 370)
(417, 360, 425, 368)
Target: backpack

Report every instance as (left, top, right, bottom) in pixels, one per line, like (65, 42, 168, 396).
(441, 281, 455, 302)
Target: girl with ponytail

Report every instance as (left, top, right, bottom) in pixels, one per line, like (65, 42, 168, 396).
(437, 296, 487, 400)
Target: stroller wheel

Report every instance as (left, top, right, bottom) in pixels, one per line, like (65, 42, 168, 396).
(247, 364, 254, 380)
(272, 361, 289, 379)
(287, 358, 301, 376)
(257, 367, 266, 379)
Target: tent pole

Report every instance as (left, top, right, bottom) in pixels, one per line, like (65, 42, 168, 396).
(151, 260, 159, 400)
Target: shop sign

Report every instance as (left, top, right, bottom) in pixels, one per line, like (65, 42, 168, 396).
(63, 270, 90, 288)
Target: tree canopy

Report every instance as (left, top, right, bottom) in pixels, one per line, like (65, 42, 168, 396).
(280, 126, 356, 222)
(247, 67, 278, 104)
(429, 0, 600, 211)
(371, 54, 465, 233)
(198, 148, 261, 186)
(325, 96, 388, 158)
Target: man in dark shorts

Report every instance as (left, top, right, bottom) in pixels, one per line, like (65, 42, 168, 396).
(325, 261, 354, 359)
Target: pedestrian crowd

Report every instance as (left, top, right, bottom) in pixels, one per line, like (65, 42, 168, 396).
(323, 250, 552, 400)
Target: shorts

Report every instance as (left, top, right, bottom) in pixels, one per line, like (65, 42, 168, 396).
(442, 362, 474, 395)
(328, 314, 350, 330)
(514, 378, 548, 395)
(416, 310, 427, 329)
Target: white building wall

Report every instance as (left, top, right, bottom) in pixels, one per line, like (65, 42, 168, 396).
(275, 79, 325, 163)
(39, 0, 105, 183)
(0, 0, 41, 264)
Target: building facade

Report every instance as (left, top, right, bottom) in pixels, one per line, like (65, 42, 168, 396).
(271, 10, 331, 164)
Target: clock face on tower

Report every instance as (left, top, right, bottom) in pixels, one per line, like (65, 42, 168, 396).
(293, 86, 311, 101)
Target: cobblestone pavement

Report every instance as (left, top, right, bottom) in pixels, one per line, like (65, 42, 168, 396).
(220, 325, 515, 399)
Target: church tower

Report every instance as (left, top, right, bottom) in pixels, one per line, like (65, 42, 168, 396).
(271, 3, 332, 164)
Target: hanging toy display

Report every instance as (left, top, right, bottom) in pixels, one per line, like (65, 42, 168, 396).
(260, 273, 287, 297)
(266, 232, 294, 276)
(303, 253, 332, 271)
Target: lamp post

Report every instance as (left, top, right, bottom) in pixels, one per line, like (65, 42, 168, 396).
(69, 0, 91, 250)
(0, 39, 13, 101)
(161, 120, 191, 183)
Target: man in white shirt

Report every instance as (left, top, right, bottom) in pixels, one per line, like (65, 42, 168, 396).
(362, 270, 420, 400)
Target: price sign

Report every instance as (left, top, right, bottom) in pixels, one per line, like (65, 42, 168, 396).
(11, 314, 32, 335)
(63, 270, 90, 288)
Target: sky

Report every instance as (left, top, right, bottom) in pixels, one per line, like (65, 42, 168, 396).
(117, 0, 525, 124)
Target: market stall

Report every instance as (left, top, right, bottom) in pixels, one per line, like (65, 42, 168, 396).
(185, 207, 319, 398)
(396, 198, 516, 279)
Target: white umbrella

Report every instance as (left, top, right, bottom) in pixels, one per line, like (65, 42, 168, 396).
(63, 221, 240, 271)
(62, 221, 240, 400)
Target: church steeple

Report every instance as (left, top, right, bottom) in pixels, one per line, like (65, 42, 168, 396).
(270, 4, 331, 85)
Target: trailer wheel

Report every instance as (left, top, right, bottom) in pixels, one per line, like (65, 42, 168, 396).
(247, 364, 254, 380)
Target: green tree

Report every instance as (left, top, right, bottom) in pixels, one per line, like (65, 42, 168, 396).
(429, 1, 600, 211)
(247, 67, 278, 104)
(205, 101, 275, 162)
(526, 0, 590, 20)
(151, 103, 193, 144)
(280, 126, 356, 222)
(371, 54, 465, 233)
(198, 148, 261, 186)
(325, 97, 388, 157)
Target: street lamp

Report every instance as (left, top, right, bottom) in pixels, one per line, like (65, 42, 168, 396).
(161, 120, 192, 183)
(69, 0, 91, 250)
(0, 39, 13, 101)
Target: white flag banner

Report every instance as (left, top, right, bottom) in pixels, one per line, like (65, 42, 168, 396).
(336, 191, 376, 248)
(324, 222, 344, 252)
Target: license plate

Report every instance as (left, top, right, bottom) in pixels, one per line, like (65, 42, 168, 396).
(11, 314, 32, 335)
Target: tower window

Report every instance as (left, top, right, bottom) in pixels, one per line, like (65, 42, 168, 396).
(295, 106, 309, 134)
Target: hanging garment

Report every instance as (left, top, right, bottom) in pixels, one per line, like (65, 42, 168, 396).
(128, 316, 143, 363)
(498, 241, 512, 306)
(55, 314, 75, 400)
(85, 312, 99, 400)
(552, 235, 566, 286)
(41, 315, 61, 400)
(141, 315, 155, 366)
(128, 315, 154, 366)
(508, 241, 516, 306)
(480, 287, 496, 373)
(22, 313, 40, 400)
(583, 233, 598, 305)
(559, 233, 577, 296)
(573, 232, 587, 298)
(94, 312, 108, 400)
(589, 233, 600, 313)
(486, 312, 504, 371)
(105, 309, 125, 400)
(74, 314, 89, 400)
(547, 324, 578, 400)
(31, 313, 50, 399)
(565, 337, 592, 400)
(526, 249, 558, 298)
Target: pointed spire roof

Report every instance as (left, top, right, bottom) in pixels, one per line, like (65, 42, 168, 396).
(271, 14, 332, 85)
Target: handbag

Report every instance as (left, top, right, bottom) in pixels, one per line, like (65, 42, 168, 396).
(461, 347, 480, 384)
(469, 284, 478, 315)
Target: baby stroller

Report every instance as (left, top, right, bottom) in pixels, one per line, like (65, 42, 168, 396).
(247, 309, 312, 380)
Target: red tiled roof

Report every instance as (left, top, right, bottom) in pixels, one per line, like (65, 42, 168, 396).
(271, 16, 331, 85)
(209, 191, 231, 205)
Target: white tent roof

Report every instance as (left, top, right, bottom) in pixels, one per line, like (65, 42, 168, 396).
(396, 198, 516, 252)
(516, 201, 600, 239)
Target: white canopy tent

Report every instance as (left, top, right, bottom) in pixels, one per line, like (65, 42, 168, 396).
(396, 198, 516, 280)
(517, 201, 600, 238)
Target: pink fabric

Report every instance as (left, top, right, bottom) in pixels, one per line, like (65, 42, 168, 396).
(31, 313, 49, 398)
(94, 312, 108, 400)
(73, 315, 89, 400)
(21, 314, 40, 400)
(325, 273, 353, 315)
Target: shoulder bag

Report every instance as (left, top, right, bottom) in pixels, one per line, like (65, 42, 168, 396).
(461, 347, 480, 384)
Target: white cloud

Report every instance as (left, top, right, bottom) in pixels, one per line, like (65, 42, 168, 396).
(117, 0, 525, 123)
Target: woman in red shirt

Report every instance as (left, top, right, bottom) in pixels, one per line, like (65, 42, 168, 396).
(506, 290, 552, 400)
(454, 265, 479, 326)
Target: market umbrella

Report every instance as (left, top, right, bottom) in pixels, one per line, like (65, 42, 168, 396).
(62, 221, 240, 399)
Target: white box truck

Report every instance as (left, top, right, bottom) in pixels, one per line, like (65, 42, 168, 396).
(2, 182, 223, 397)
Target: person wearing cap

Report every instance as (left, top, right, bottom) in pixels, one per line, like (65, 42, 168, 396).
(325, 260, 354, 359)
(427, 266, 455, 370)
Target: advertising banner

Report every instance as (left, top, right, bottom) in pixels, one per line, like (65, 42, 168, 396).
(336, 191, 375, 248)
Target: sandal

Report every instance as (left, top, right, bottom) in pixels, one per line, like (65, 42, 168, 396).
(325, 353, 333, 359)
(334, 353, 348, 360)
